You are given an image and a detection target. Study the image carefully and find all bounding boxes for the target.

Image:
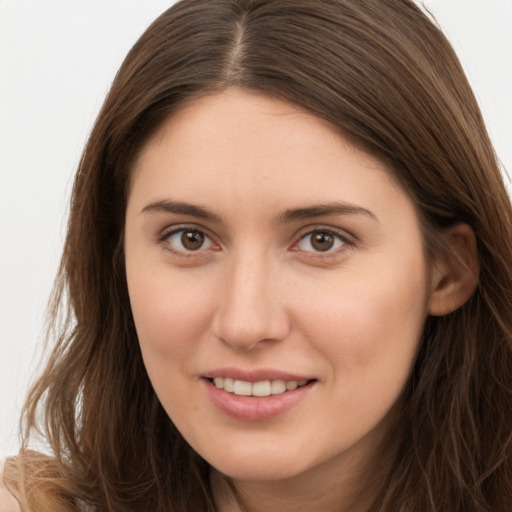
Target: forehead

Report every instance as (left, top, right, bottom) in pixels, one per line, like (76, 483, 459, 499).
(128, 89, 414, 227)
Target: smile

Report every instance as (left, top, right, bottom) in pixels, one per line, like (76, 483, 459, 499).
(211, 377, 310, 397)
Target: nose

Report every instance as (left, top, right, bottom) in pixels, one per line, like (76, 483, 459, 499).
(211, 252, 291, 350)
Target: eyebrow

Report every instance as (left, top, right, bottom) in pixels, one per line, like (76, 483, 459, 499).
(275, 202, 377, 223)
(141, 199, 223, 223)
(141, 199, 377, 223)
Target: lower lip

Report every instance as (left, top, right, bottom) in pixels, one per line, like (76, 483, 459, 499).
(203, 379, 315, 421)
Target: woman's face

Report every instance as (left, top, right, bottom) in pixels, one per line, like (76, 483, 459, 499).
(125, 89, 431, 483)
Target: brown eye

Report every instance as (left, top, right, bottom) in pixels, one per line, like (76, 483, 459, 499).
(165, 228, 214, 253)
(311, 231, 335, 251)
(181, 230, 205, 250)
(297, 229, 346, 253)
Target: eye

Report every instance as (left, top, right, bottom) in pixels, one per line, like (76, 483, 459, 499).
(296, 229, 347, 253)
(164, 228, 215, 253)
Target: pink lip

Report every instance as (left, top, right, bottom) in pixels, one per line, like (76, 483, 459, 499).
(202, 374, 316, 422)
(202, 367, 313, 382)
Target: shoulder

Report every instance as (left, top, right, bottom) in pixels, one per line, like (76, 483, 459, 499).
(1, 454, 87, 512)
(0, 469, 20, 512)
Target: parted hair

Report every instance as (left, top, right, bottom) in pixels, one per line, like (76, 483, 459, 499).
(6, 1, 512, 510)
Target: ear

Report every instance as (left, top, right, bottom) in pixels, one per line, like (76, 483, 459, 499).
(428, 223, 479, 317)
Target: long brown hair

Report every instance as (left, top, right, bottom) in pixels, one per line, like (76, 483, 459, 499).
(6, 1, 512, 510)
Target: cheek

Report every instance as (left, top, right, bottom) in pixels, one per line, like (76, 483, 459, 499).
(126, 268, 218, 421)
(127, 266, 215, 365)
(295, 252, 429, 383)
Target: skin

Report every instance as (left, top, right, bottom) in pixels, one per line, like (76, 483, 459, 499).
(0, 473, 19, 512)
(124, 89, 450, 511)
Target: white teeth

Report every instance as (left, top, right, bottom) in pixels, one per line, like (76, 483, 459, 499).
(224, 378, 234, 392)
(211, 378, 309, 396)
(271, 380, 286, 395)
(233, 380, 252, 396)
(252, 381, 272, 397)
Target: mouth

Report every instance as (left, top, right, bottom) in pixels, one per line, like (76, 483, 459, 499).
(207, 377, 314, 397)
(203, 372, 316, 421)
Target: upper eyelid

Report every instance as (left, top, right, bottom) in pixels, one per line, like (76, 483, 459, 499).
(158, 225, 219, 255)
(293, 224, 356, 243)
(159, 223, 216, 241)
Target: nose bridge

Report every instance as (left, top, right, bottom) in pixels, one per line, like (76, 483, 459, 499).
(213, 246, 289, 349)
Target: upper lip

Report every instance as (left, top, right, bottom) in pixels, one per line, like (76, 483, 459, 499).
(202, 367, 314, 382)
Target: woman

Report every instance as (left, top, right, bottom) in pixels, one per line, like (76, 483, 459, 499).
(3, 0, 512, 510)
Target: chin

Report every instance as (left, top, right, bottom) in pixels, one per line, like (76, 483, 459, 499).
(214, 461, 303, 482)
(203, 444, 315, 482)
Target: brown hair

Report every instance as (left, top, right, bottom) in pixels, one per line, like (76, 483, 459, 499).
(6, 0, 512, 510)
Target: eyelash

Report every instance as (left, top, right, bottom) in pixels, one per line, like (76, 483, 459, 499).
(158, 225, 354, 258)
(293, 228, 353, 255)
(158, 226, 218, 256)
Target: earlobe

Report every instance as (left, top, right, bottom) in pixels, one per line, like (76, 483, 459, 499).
(427, 223, 479, 317)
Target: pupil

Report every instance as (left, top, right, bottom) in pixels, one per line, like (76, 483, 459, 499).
(181, 231, 204, 250)
(311, 232, 334, 251)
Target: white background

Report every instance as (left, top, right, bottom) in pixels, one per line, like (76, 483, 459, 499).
(1, 0, 511, 457)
